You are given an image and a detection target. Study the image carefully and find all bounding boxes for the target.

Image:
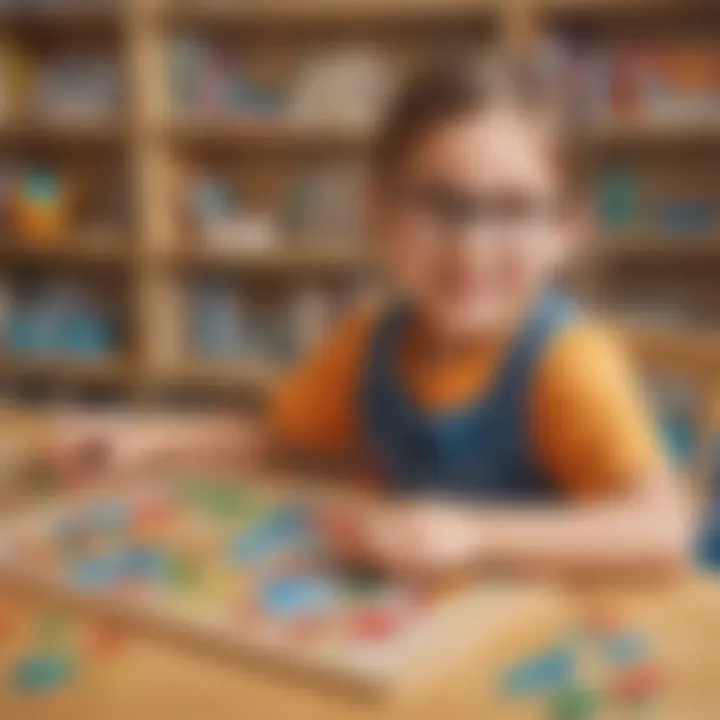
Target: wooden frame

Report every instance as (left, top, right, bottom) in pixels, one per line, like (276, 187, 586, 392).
(0, 475, 545, 701)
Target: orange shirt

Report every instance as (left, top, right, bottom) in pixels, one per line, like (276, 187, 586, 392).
(271, 304, 665, 500)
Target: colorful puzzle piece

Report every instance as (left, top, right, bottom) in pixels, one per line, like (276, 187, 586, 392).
(551, 686, 600, 720)
(603, 633, 649, 668)
(612, 664, 664, 703)
(502, 608, 665, 719)
(503, 648, 574, 697)
(259, 576, 337, 620)
(13, 654, 75, 694)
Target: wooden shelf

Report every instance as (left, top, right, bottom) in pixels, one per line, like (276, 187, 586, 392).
(169, 118, 720, 154)
(538, 0, 715, 17)
(0, 355, 134, 386)
(163, 0, 497, 32)
(583, 121, 720, 149)
(599, 237, 720, 264)
(0, 120, 127, 149)
(620, 324, 720, 376)
(157, 360, 278, 395)
(0, 5, 123, 33)
(0, 237, 131, 269)
(166, 118, 373, 154)
(169, 245, 373, 276)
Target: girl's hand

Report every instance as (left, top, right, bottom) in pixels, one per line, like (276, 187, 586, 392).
(317, 500, 483, 578)
(369, 503, 483, 577)
(48, 416, 160, 479)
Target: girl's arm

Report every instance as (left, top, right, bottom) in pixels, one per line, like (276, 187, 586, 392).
(49, 413, 271, 476)
(468, 473, 690, 576)
(48, 305, 376, 479)
(341, 471, 691, 579)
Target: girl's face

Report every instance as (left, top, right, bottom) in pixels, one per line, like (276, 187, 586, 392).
(372, 107, 578, 339)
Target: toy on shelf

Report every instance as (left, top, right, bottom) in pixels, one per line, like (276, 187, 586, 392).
(188, 172, 277, 252)
(0, 40, 120, 125)
(652, 198, 717, 238)
(189, 282, 364, 365)
(32, 53, 120, 122)
(287, 49, 392, 127)
(544, 36, 720, 127)
(170, 37, 287, 120)
(0, 162, 128, 244)
(596, 167, 719, 240)
(191, 281, 250, 360)
(169, 39, 394, 126)
(596, 169, 639, 234)
(282, 164, 366, 246)
(190, 284, 294, 364)
(4, 278, 119, 360)
(10, 168, 68, 243)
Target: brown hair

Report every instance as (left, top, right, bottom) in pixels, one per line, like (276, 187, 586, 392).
(374, 52, 583, 192)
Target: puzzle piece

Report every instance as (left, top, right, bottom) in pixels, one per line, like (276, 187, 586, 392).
(120, 545, 167, 582)
(69, 556, 119, 590)
(603, 632, 649, 668)
(612, 664, 664, 703)
(503, 648, 575, 697)
(13, 654, 76, 694)
(550, 686, 600, 720)
(259, 576, 337, 620)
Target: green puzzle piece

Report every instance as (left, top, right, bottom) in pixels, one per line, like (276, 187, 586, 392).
(166, 557, 200, 592)
(14, 654, 76, 694)
(550, 687, 600, 720)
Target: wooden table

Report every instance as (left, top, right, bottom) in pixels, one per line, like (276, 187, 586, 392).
(0, 578, 718, 720)
(0, 412, 718, 719)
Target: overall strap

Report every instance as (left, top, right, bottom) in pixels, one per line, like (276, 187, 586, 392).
(486, 291, 578, 427)
(363, 301, 414, 401)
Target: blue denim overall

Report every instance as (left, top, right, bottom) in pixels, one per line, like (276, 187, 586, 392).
(361, 294, 576, 501)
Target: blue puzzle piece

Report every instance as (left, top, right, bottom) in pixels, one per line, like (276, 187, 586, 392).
(503, 649, 574, 697)
(262, 505, 311, 541)
(603, 633, 649, 667)
(228, 529, 273, 567)
(227, 507, 313, 567)
(260, 577, 336, 620)
(69, 556, 118, 590)
(90, 500, 130, 532)
(119, 546, 166, 581)
(13, 655, 75, 694)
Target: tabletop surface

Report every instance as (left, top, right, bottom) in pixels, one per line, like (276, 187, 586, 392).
(0, 411, 718, 719)
(0, 578, 718, 720)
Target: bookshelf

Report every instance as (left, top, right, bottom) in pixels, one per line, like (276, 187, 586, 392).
(0, 0, 718, 408)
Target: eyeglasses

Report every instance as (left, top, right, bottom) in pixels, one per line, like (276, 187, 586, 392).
(389, 182, 565, 233)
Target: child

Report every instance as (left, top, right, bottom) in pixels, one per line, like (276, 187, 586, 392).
(51, 55, 688, 578)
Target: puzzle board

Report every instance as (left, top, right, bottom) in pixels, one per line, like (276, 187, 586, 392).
(0, 474, 533, 699)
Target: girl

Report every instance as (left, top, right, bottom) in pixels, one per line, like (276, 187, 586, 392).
(52, 55, 688, 578)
